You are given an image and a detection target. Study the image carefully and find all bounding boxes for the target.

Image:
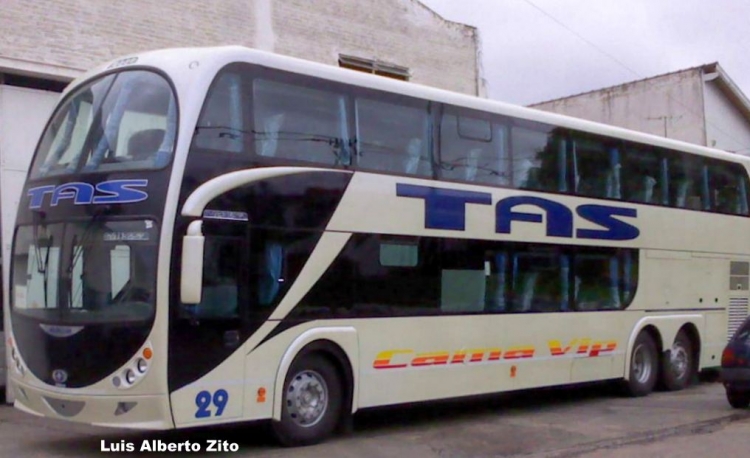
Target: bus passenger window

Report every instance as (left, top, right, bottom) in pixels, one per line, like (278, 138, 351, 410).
(621, 145, 666, 205)
(510, 124, 565, 192)
(574, 254, 621, 311)
(355, 98, 431, 177)
(669, 156, 705, 210)
(510, 251, 567, 313)
(439, 109, 509, 186)
(441, 269, 485, 312)
(709, 161, 750, 215)
(194, 72, 244, 154)
(253, 79, 350, 166)
(572, 134, 621, 199)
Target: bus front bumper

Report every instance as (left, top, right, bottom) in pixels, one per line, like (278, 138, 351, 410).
(11, 381, 173, 429)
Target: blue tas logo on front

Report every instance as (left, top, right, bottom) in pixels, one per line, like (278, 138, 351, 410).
(397, 183, 639, 241)
(28, 179, 149, 209)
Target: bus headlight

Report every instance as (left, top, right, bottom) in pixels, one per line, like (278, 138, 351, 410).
(115, 342, 152, 389)
(124, 369, 136, 385)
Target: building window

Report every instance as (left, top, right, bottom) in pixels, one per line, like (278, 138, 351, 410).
(338, 55, 410, 81)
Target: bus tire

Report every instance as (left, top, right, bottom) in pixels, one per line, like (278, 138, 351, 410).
(625, 332, 658, 397)
(660, 330, 694, 391)
(272, 354, 342, 447)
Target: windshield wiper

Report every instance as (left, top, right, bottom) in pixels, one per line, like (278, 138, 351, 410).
(31, 223, 53, 308)
(65, 209, 109, 309)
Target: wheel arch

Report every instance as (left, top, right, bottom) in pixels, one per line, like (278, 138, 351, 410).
(623, 315, 703, 381)
(272, 327, 359, 422)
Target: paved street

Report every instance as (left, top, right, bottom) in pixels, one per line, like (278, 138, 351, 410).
(0, 381, 748, 457)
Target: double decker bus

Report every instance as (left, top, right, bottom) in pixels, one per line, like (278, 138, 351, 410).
(7, 46, 750, 446)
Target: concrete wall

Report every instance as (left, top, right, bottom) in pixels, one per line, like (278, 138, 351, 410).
(531, 69, 708, 146)
(272, 0, 479, 95)
(0, 0, 478, 94)
(703, 80, 750, 154)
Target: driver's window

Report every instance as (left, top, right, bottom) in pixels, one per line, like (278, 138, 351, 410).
(110, 245, 131, 300)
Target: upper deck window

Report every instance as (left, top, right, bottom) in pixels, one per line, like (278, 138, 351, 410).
(252, 79, 349, 165)
(355, 97, 431, 177)
(440, 108, 509, 186)
(30, 70, 177, 178)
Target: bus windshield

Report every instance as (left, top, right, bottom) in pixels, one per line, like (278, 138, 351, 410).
(11, 219, 158, 324)
(30, 70, 177, 178)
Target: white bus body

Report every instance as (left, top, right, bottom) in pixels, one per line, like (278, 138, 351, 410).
(7, 46, 750, 445)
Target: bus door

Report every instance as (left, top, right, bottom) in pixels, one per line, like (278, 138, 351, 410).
(171, 218, 249, 424)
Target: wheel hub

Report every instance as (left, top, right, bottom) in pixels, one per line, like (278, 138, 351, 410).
(286, 370, 329, 427)
(670, 345, 689, 380)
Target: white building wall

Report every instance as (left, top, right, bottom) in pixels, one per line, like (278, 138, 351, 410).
(531, 69, 707, 146)
(272, 0, 479, 95)
(703, 80, 750, 154)
(0, 0, 478, 94)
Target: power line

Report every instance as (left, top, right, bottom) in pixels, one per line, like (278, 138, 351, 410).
(522, 0, 640, 80)
(521, 0, 750, 154)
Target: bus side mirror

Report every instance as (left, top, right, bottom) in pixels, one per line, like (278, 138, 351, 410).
(181, 221, 204, 304)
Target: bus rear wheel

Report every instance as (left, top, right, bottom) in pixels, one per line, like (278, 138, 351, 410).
(660, 330, 694, 391)
(272, 354, 343, 446)
(625, 332, 658, 397)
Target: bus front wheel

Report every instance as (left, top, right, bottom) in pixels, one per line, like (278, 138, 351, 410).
(625, 332, 658, 397)
(272, 354, 343, 446)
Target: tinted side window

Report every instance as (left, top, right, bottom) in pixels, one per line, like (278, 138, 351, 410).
(296, 236, 638, 319)
(572, 133, 621, 199)
(355, 97, 431, 176)
(439, 108, 510, 186)
(621, 144, 668, 205)
(574, 250, 636, 311)
(669, 155, 707, 210)
(510, 249, 568, 313)
(510, 123, 567, 192)
(254, 79, 350, 165)
(194, 71, 245, 154)
(440, 238, 486, 313)
(707, 160, 750, 215)
(300, 236, 440, 318)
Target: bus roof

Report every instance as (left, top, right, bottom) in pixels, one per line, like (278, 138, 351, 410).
(74, 45, 750, 168)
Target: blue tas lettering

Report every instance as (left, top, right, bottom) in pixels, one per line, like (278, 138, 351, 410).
(396, 183, 639, 241)
(28, 179, 149, 209)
